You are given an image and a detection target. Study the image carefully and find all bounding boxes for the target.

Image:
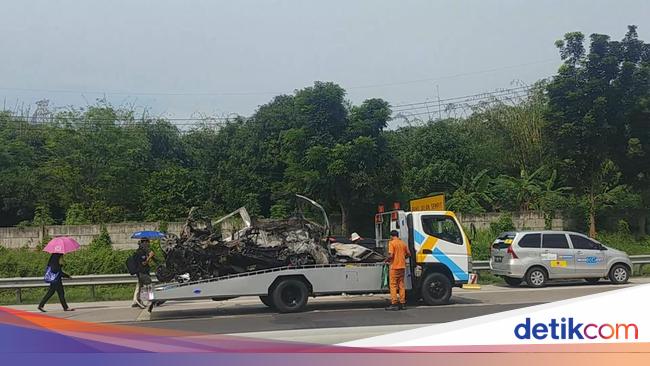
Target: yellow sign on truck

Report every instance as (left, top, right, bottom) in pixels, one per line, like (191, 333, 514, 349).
(409, 194, 445, 211)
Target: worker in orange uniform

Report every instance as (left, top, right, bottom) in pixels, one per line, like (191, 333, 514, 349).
(385, 230, 410, 311)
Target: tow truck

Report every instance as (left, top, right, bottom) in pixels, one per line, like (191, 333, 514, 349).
(144, 197, 473, 313)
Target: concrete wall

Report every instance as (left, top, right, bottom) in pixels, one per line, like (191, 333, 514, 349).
(458, 211, 564, 231)
(0, 226, 43, 249)
(0, 222, 184, 250)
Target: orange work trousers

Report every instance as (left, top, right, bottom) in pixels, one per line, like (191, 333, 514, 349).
(389, 268, 406, 305)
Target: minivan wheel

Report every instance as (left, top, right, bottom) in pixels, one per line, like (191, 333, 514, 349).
(608, 264, 630, 284)
(504, 277, 522, 287)
(525, 267, 547, 288)
(420, 272, 452, 305)
(584, 278, 600, 285)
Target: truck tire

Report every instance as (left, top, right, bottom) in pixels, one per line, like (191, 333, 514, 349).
(259, 295, 274, 308)
(271, 278, 309, 313)
(420, 272, 452, 305)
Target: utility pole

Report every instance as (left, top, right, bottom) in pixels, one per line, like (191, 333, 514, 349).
(436, 85, 442, 120)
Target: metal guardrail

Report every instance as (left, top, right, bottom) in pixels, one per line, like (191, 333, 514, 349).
(1, 256, 649, 304)
(0, 274, 158, 304)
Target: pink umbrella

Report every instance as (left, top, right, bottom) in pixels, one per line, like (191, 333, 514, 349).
(43, 236, 81, 254)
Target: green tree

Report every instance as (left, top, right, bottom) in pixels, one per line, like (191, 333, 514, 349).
(64, 203, 90, 225)
(532, 170, 572, 229)
(388, 119, 476, 199)
(545, 26, 650, 235)
(467, 83, 548, 172)
(32, 205, 54, 226)
(446, 169, 493, 214)
(586, 160, 637, 237)
(497, 166, 545, 211)
(141, 165, 207, 221)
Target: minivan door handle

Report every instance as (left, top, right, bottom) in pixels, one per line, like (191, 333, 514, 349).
(577, 250, 583, 255)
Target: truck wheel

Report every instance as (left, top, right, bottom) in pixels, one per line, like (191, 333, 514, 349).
(420, 272, 452, 305)
(504, 277, 522, 287)
(259, 295, 275, 308)
(271, 279, 309, 313)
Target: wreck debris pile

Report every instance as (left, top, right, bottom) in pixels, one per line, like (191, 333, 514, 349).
(156, 206, 385, 283)
(329, 242, 385, 263)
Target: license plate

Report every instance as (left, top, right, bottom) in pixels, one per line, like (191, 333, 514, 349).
(494, 256, 503, 263)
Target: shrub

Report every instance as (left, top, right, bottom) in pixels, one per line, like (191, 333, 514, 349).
(616, 219, 631, 235)
(158, 221, 169, 233)
(270, 204, 290, 219)
(465, 227, 496, 260)
(36, 233, 51, 251)
(64, 204, 90, 225)
(595, 232, 650, 255)
(89, 225, 112, 250)
(63, 246, 132, 275)
(32, 205, 54, 226)
(490, 213, 515, 234)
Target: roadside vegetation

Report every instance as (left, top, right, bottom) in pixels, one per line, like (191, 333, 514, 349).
(0, 25, 649, 304)
(1, 26, 648, 239)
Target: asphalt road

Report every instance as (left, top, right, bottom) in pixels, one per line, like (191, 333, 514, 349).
(9, 278, 648, 343)
(133, 300, 537, 334)
(118, 278, 650, 340)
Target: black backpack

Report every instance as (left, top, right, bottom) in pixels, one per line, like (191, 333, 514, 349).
(126, 253, 140, 275)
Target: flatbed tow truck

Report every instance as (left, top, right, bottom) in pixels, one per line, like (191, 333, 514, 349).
(144, 198, 473, 313)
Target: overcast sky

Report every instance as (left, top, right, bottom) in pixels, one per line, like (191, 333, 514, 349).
(1, 0, 648, 120)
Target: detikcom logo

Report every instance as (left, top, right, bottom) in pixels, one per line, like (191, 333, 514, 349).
(514, 317, 638, 340)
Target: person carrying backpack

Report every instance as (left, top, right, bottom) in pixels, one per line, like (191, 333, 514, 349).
(131, 239, 154, 309)
(38, 253, 74, 312)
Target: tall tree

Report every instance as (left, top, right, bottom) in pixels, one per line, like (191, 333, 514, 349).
(545, 25, 650, 236)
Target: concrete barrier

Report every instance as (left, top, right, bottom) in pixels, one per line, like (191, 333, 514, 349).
(0, 222, 184, 250)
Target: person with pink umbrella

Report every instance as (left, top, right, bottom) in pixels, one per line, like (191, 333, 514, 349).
(38, 236, 80, 312)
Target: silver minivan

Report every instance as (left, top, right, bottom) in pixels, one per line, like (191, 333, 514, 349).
(490, 231, 632, 287)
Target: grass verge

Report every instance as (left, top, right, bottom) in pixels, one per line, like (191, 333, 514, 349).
(0, 284, 134, 306)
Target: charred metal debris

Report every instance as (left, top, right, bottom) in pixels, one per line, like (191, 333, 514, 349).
(155, 200, 385, 283)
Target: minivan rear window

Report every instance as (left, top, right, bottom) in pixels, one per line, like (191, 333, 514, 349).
(492, 232, 515, 249)
(542, 234, 569, 249)
(518, 233, 541, 248)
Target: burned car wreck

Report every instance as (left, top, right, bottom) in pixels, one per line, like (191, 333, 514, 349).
(155, 195, 385, 283)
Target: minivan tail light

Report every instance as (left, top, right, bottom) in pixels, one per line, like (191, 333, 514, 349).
(507, 245, 518, 259)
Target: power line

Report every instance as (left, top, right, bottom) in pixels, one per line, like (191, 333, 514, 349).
(391, 85, 532, 109)
(2, 84, 538, 132)
(391, 86, 536, 124)
(392, 89, 532, 115)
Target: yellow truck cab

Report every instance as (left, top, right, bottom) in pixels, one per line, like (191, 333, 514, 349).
(375, 209, 473, 305)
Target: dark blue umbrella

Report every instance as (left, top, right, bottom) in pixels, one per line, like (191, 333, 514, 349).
(131, 230, 165, 239)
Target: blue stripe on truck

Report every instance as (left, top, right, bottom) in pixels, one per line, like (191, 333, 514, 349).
(414, 230, 425, 246)
(432, 247, 469, 281)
